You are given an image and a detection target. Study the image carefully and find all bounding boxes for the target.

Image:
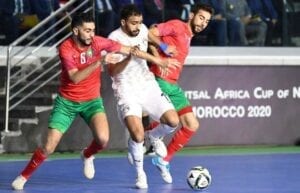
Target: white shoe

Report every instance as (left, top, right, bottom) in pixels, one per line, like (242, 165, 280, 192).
(152, 156, 172, 184)
(81, 151, 95, 179)
(148, 135, 167, 157)
(135, 171, 148, 189)
(11, 175, 27, 190)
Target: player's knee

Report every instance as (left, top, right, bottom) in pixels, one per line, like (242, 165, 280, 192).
(168, 117, 179, 128)
(164, 112, 180, 128)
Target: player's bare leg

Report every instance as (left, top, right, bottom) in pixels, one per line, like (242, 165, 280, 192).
(165, 112, 198, 161)
(152, 111, 198, 184)
(148, 109, 178, 157)
(81, 112, 109, 179)
(12, 129, 63, 190)
(126, 116, 148, 189)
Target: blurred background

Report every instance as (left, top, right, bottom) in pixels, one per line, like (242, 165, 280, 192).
(1, 0, 300, 47)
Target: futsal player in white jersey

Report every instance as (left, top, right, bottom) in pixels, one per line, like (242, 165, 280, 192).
(107, 4, 179, 189)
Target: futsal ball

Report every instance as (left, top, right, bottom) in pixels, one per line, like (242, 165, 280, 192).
(186, 166, 212, 190)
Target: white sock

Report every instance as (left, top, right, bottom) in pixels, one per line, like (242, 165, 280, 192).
(128, 138, 144, 174)
(148, 124, 177, 139)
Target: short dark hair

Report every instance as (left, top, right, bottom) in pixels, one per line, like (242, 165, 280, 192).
(191, 3, 214, 15)
(120, 4, 142, 20)
(71, 12, 94, 29)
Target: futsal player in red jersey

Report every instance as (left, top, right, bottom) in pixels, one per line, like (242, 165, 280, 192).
(11, 12, 178, 190)
(146, 3, 214, 183)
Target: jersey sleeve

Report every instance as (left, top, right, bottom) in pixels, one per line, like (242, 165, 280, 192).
(94, 36, 122, 53)
(141, 24, 149, 37)
(107, 31, 127, 61)
(156, 20, 178, 37)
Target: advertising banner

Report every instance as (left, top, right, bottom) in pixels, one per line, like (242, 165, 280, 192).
(179, 65, 300, 146)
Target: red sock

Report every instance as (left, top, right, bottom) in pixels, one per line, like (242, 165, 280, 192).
(21, 148, 47, 179)
(145, 121, 160, 131)
(164, 127, 195, 162)
(83, 139, 104, 158)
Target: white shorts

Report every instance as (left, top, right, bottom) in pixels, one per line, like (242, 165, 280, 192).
(115, 80, 174, 123)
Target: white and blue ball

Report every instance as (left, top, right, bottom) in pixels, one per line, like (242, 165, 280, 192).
(186, 166, 212, 190)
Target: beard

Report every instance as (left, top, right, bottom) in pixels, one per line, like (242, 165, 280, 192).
(190, 19, 204, 35)
(125, 26, 140, 37)
(129, 30, 140, 37)
(77, 34, 92, 46)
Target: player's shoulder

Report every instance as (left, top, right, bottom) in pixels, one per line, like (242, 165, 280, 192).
(92, 35, 118, 49)
(167, 19, 185, 26)
(162, 19, 186, 33)
(93, 35, 109, 43)
(108, 27, 122, 40)
(140, 23, 149, 33)
(141, 23, 148, 30)
(60, 38, 72, 48)
(59, 38, 74, 54)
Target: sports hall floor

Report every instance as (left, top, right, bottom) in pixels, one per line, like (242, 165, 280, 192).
(1, 146, 299, 193)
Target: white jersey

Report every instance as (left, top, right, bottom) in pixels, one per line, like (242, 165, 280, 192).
(108, 24, 155, 92)
(107, 24, 174, 121)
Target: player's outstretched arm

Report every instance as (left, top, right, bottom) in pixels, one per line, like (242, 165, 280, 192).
(123, 45, 179, 70)
(108, 54, 131, 76)
(67, 53, 120, 84)
(104, 52, 122, 65)
(148, 43, 171, 77)
(148, 25, 177, 57)
(67, 60, 101, 84)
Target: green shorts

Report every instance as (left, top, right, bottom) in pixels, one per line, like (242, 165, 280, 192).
(156, 78, 191, 112)
(48, 95, 105, 133)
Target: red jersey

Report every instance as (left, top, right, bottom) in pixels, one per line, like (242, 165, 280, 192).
(59, 36, 121, 102)
(150, 19, 193, 83)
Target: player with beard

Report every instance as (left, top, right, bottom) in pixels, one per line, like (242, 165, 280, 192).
(11, 12, 178, 190)
(144, 3, 214, 184)
(107, 4, 180, 189)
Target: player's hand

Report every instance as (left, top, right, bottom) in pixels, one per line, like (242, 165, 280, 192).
(159, 66, 169, 77)
(103, 52, 121, 64)
(159, 43, 177, 57)
(161, 58, 180, 69)
(129, 45, 140, 56)
(159, 58, 180, 77)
